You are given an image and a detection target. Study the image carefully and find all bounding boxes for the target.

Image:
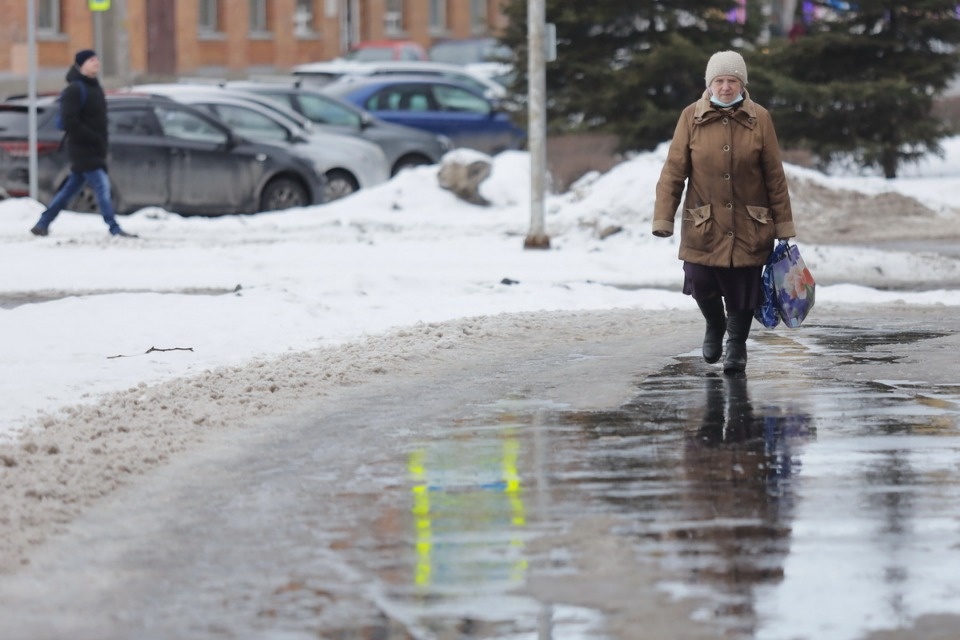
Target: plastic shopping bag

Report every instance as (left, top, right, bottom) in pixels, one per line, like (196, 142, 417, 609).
(754, 242, 785, 329)
(755, 240, 816, 329)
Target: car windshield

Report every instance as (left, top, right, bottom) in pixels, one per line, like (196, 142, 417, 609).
(0, 108, 30, 135)
(0, 104, 56, 133)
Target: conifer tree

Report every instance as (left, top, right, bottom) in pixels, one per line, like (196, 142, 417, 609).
(499, 1, 749, 151)
(747, 1, 960, 178)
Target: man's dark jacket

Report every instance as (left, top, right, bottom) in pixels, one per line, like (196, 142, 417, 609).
(60, 65, 108, 173)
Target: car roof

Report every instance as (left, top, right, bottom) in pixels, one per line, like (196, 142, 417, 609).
(323, 74, 490, 94)
(226, 80, 362, 105)
(130, 83, 314, 128)
(139, 89, 307, 130)
(291, 59, 507, 98)
(351, 40, 416, 48)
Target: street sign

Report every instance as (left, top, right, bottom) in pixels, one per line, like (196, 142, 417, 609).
(89, 0, 110, 10)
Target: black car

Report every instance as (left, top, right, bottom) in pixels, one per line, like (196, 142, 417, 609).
(0, 93, 327, 216)
(223, 80, 453, 176)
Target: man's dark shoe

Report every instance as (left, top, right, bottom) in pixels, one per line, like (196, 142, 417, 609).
(112, 229, 139, 238)
(30, 226, 48, 237)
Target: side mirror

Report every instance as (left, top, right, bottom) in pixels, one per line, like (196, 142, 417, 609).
(359, 113, 374, 130)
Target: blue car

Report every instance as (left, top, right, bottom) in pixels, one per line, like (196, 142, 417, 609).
(319, 75, 525, 156)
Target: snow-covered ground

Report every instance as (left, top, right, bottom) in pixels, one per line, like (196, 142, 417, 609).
(2, 139, 960, 442)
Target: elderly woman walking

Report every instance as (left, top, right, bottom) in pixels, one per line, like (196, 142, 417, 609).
(652, 50, 796, 375)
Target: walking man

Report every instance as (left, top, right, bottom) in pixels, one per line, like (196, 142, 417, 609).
(30, 49, 136, 238)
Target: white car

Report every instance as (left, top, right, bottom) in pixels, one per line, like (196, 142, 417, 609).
(291, 59, 507, 101)
(129, 84, 390, 201)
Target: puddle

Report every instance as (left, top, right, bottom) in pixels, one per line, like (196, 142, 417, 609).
(4, 326, 957, 640)
(343, 327, 960, 639)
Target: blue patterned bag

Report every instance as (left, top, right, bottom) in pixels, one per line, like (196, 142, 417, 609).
(755, 240, 816, 329)
(754, 241, 787, 329)
(771, 240, 815, 328)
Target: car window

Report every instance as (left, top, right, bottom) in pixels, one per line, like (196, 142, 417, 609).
(439, 73, 488, 96)
(432, 86, 489, 114)
(0, 108, 30, 135)
(365, 88, 400, 111)
(154, 105, 228, 144)
(108, 107, 160, 136)
(296, 94, 361, 127)
(346, 48, 393, 62)
(400, 46, 422, 61)
(367, 85, 438, 112)
(205, 104, 289, 142)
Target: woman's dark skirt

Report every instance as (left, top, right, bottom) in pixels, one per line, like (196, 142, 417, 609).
(682, 262, 763, 312)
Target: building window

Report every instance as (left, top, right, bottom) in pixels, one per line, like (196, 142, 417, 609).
(385, 0, 404, 35)
(249, 0, 269, 34)
(294, 0, 315, 36)
(429, 0, 447, 33)
(470, 0, 488, 33)
(37, 0, 61, 34)
(199, 0, 220, 34)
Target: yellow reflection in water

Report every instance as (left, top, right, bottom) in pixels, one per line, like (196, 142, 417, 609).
(408, 432, 527, 588)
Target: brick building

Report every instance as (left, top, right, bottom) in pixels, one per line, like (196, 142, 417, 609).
(0, 0, 508, 91)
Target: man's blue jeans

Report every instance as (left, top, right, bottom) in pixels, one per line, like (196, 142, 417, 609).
(34, 169, 121, 234)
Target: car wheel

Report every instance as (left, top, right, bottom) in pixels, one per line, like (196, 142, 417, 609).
(67, 184, 120, 215)
(324, 170, 359, 202)
(391, 154, 433, 176)
(260, 177, 310, 212)
(68, 186, 98, 213)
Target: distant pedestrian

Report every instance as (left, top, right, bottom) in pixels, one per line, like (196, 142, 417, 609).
(652, 50, 796, 375)
(30, 49, 136, 238)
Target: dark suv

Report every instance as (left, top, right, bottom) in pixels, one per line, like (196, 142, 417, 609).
(0, 93, 326, 215)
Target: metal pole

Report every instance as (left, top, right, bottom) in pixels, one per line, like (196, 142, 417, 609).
(95, 11, 104, 64)
(115, 0, 131, 85)
(524, 0, 550, 249)
(27, 0, 39, 200)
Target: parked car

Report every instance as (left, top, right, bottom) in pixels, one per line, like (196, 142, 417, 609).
(222, 80, 453, 176)
(0, 93, 326, 216)
(291, 59, 506, 100)
(428, 37, 515, 87)
(429, 37, 511, 66)
(320, 75, 526, 155)
(131, 84, 390, 201)
(342, 40, 429, 62)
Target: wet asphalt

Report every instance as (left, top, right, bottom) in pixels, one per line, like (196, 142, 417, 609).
(1, 310, 959, 640)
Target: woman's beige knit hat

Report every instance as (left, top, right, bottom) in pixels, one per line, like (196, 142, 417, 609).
(705, 50, 748, 86)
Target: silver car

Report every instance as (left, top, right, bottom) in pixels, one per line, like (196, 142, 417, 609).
(223, 80, 453, 176)
(130, 84, 390, 201)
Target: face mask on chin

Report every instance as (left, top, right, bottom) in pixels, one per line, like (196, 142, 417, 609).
(710, 93, 744, 108)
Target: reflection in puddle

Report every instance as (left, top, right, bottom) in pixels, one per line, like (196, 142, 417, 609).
(407, 435, 527, 590)
(371, 327, 960, 639)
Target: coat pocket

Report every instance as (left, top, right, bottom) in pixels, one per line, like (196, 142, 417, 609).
(683, 204, 712, 227)
(746, 205, 771, 224)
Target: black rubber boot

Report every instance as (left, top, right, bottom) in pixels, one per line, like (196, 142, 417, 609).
(723, 310, 754, 375)
(695, 296, 727, 364)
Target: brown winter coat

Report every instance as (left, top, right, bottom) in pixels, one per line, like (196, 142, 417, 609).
(652, 90, 796, 267)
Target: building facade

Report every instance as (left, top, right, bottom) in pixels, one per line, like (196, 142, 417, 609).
(0, 0, 509, 86)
